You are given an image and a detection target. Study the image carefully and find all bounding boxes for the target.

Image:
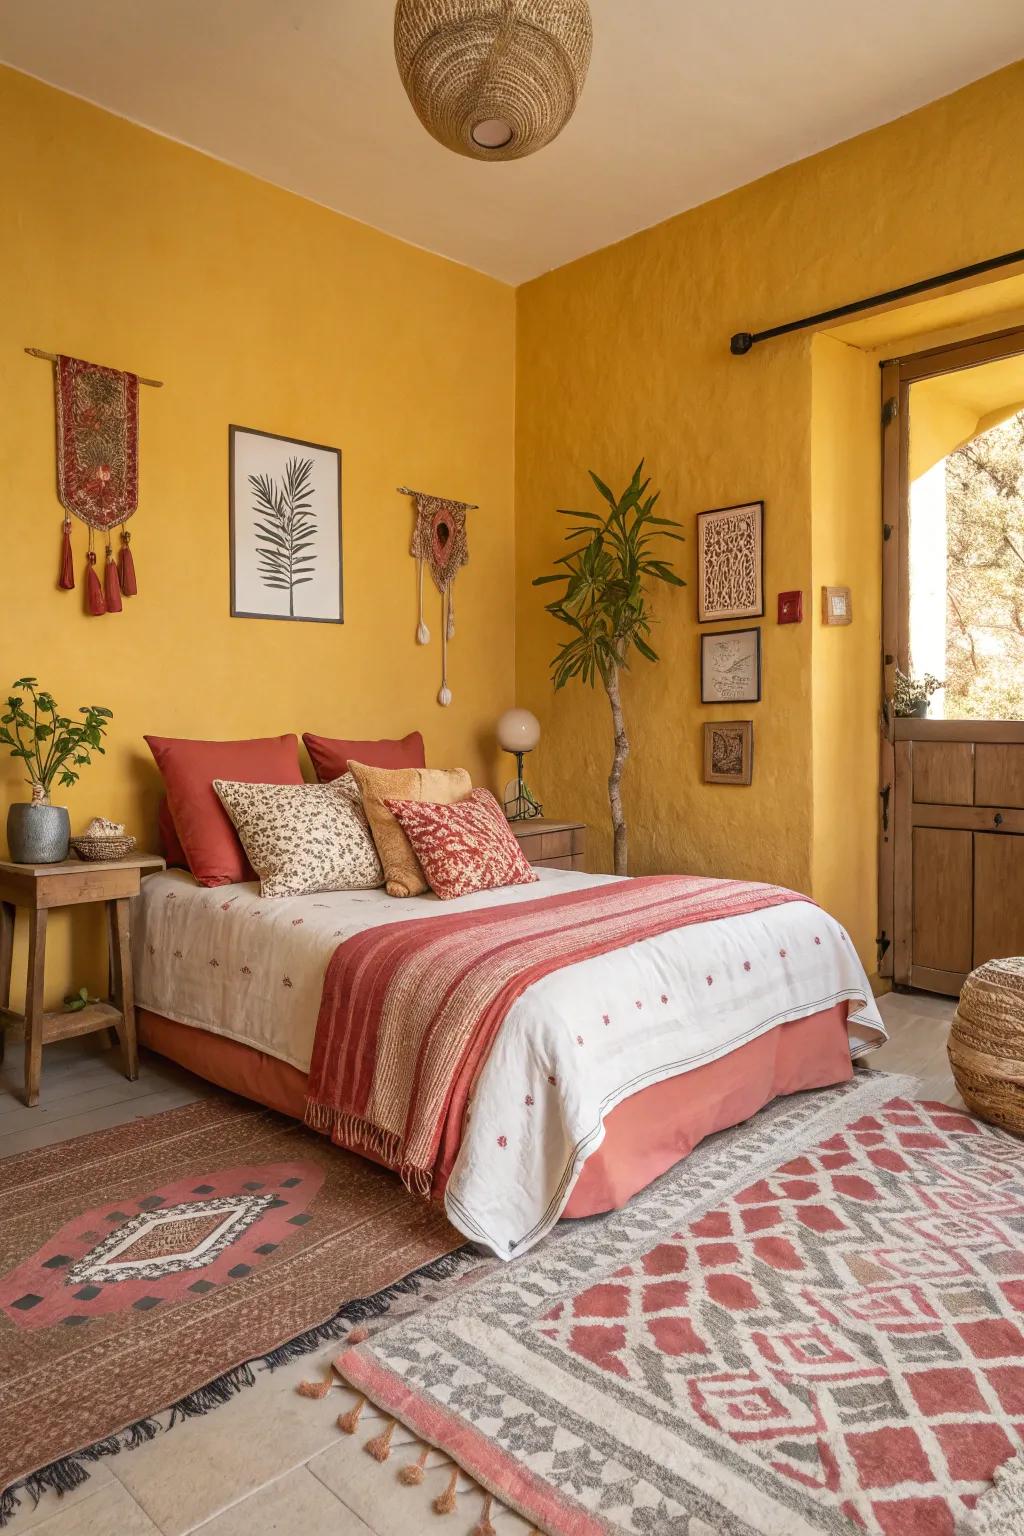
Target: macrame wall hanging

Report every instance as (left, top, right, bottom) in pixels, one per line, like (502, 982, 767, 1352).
(398, 485, 477, 706)
(27, 348, 162, 615)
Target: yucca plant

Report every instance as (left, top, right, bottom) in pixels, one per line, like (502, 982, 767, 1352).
(533, 463, 685, 875)
(249, 456, 318, 618)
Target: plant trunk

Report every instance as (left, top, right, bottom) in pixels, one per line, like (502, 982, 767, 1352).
(602, 662, 629, 876)
(30, 780, 49, 806)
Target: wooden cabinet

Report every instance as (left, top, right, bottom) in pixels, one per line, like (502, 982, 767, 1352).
(509, 818, 586, 872)
(892, 726, 1024, 994)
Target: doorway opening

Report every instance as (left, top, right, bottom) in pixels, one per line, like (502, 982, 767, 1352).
(881, 327, 1024, 994)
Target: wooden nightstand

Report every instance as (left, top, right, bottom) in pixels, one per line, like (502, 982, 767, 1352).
(509, 818, 587, 872)
(0, 853, 165, 1106)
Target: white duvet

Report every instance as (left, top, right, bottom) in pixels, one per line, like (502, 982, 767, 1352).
(132, 868, 885, 1257)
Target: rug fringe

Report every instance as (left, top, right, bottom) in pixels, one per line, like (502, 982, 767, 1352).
(0, 1246, 476, 1527)
(957, 1449, 1024, 1535)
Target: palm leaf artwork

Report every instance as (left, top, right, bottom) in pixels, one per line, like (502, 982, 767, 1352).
(249, 456, 318, 618)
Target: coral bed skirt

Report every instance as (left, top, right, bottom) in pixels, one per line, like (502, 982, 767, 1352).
(138, 1002, 853, 1219)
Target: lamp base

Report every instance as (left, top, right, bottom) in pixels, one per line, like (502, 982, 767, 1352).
(502, 751, 543, 822)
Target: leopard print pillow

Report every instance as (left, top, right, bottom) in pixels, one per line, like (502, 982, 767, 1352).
(213, 777, 383, 898)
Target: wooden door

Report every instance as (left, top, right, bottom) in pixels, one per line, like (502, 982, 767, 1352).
(880, 325, 1024, 995)
(891, 724, 1024, 992)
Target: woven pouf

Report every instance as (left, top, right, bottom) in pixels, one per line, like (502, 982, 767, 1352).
(949, 957, 1024, 1134)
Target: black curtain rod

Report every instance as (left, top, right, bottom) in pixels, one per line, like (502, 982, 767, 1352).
(729, 247, 1024, 356)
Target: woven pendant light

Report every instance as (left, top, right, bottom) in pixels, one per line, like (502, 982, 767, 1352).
(394, 0, 593, 162)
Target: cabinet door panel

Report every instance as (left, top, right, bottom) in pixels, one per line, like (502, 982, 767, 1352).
(975, 745, 1024, 809)
(912, 828, 972, 974)
(974, 834, 1024, 967)
(913, 743, 974, 805)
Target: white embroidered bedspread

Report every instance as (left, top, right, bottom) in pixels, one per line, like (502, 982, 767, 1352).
(132, 868, 885, 1257)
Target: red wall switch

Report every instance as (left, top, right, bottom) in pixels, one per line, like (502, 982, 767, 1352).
(778, 591, 803, 624)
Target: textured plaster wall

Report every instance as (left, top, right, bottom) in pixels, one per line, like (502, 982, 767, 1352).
(515, 60, 1024, 968)
(0, 66, 515, 1006)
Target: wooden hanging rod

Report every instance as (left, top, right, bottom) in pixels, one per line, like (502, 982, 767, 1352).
(25, 348, 164, 387)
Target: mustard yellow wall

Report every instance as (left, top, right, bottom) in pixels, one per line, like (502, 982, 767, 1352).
(515, 60, 1024, 968)
(810, 336, 880, 961)
(0, 67, 515, 1005)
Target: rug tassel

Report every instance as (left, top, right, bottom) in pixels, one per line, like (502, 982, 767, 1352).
(473, 1492, 496, 1536)
(104, 545, 123, 612)
(118, 530, 137, 595)
(399, 1446, 430, 1485)
(58, 518, 75, 590)
(85, 550, 106, 616)
(296, 1377, 334, 1400)
(433, 1467, 459, 1516)
(364, 1418, 395, 1463)
(337, 1395, 365, 1434)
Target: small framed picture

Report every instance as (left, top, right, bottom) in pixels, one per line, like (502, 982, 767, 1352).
(229, 425, 343, 624)
(701, 626, 762, 704)
(697, 500, 764, 623)
(821, 585, 852, 626)
(703, 720, 754, 786)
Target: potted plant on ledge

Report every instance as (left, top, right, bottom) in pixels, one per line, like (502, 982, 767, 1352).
(2, 678, 112, 863)
(893, 667, 943, 719)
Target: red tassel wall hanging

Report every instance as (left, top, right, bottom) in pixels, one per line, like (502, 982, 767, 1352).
(58, 517, 75, 590)
(118, 529, 137, 595)
(104, 544, 122, 612)
(28, 348, 162, 614)
(85, 550, 106, 616)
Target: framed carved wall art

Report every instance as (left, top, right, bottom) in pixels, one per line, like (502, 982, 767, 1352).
(696, 500, 764, 623)
(703, 720, 754, 786)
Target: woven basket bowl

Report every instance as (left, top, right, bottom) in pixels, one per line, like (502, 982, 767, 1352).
(70, 834, 136, 862)
(949, 956, 1024, 1134)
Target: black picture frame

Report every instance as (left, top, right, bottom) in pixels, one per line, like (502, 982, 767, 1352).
(700, 625, 763, 704)
(229, 424, 344, 624)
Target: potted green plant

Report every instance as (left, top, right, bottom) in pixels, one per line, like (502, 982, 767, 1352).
(1, 679, 112, 864)
(533, 462, 685, 875)
(893, 668, 943, 719)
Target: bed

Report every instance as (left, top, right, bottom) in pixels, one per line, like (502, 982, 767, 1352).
(132, 866, 885, 1258)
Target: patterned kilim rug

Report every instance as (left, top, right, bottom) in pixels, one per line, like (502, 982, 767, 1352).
(331, 1072, 1024, 1536)
(0, 1093, 467, 1517)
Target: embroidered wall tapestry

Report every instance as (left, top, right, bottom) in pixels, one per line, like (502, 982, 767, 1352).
(399, 485, 477, 706)
(53, 354, 141, 616)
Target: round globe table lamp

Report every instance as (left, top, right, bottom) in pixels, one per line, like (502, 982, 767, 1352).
(497, 708, 543, 822)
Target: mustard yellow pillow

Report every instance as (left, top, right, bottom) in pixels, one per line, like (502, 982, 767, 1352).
(347, 762, 471, 897)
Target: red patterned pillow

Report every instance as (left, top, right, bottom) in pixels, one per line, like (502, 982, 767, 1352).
(384, 788, 538, 900)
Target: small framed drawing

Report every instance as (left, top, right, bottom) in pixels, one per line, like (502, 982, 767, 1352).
(697, 500, 764, 623)
(701, 626, 762, 704)
(821, 585, 852, 626)
(229, 425, 343, 623)
(703, 720, 754, 786)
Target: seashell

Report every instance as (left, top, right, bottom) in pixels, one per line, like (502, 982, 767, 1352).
(82, 816, 125, 838)
(437, 684, 452, 707)
(416, 621, 430, 645)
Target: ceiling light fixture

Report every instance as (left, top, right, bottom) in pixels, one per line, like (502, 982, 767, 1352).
(394, 0, 593, 163)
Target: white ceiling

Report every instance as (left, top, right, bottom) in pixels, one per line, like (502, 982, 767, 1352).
(1, 1, 1022, 285)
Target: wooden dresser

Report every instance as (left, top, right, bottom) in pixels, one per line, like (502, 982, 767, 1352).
(509, 818, 586, 872)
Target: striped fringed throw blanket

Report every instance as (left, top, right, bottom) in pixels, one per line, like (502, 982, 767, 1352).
(304, 875, 803, 1195)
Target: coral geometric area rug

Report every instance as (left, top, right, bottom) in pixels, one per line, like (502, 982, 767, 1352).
(334, 1074, 1024, 1536)
(0, 1094, 462, 1503)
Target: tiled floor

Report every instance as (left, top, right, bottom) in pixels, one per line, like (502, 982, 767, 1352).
(1, 989, 957, 1535)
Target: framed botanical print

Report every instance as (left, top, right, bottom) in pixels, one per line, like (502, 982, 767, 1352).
(703, 720, 754, 786)
(229, 426, 343, 623)
(697, 500, 764, 623)
(700, 626, 762, 704)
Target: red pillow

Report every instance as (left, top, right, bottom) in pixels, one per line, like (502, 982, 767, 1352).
(384, 788, 538, 901)
(303, 730, 425, 783)
(157, 797, 187, 868)
(145, 734, 304, 887)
